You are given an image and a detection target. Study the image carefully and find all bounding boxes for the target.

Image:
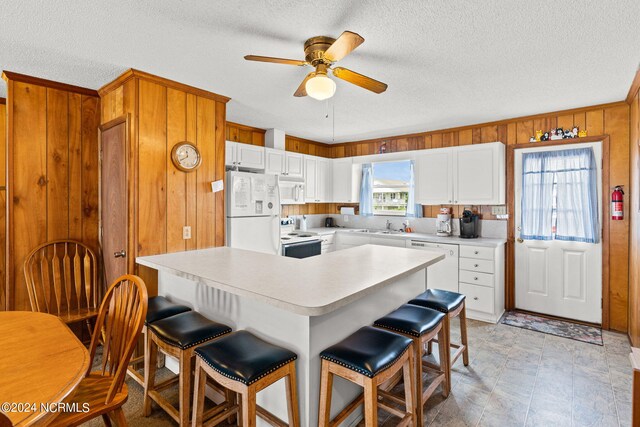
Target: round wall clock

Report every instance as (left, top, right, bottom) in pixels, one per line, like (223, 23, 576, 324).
(171, 142, 202, 172)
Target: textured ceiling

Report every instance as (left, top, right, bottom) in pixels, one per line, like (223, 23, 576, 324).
(1, 0, 639, 143)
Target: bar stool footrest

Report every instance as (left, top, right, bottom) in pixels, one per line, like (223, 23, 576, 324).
(256, 405, 289, 427)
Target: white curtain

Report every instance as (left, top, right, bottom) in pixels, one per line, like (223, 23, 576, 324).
(406, 160, 417, 217)
(521, 148, 599, 243)
(360, 163, 373, 216)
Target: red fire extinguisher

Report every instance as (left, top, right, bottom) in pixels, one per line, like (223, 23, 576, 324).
(612, 186, 624, 220)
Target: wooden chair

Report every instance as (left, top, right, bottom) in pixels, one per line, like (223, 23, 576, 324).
(23, 240, 100, 334)
(48, 274, 148, 427)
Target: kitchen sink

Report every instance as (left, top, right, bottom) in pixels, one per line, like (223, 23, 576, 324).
(350, 229, 405, 235)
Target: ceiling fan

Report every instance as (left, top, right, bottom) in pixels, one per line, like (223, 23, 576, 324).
(244, 31, 388, 100)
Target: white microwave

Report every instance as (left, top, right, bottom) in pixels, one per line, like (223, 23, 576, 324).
(278, 176, 305, 204)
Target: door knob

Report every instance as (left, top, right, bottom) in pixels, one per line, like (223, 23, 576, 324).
(517, 238, 524, 243)
(114, 250, 126, 258)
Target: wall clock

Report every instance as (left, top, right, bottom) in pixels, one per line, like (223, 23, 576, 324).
(171, 142, 202, 172)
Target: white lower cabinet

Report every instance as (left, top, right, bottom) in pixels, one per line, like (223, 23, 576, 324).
(370, 237, 406, 247)
(458, 244, 505, 323)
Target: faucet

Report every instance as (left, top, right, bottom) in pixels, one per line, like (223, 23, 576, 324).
(386, 220, 392, 231)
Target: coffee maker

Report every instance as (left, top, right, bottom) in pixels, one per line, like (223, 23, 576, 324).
(436, 208, 452, 237)
(459, 210, 479, 238)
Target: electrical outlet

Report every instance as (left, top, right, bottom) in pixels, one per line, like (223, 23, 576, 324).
(491, 206, 507, 215)
(183, 226, 192, 240)
(343, 215, 349, 222)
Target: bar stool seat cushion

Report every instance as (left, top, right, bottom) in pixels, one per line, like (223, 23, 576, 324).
(319, 326, 412, 378)
(146, 296, 191, 325)
(148, 311, 231, 350)
(374, 304, 445, 337)
(195, 331, 297, 385)
(409, 289, 465, 313)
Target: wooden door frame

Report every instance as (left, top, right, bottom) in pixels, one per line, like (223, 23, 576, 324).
(506, 135, 611, 329)
(99, 115, 134, 282)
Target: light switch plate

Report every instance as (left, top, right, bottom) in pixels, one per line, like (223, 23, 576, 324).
(183, 226, 192, 240)
(491, 205, 507, 215)
(343, 215, 349, 222)
(211, 180, 224, 193)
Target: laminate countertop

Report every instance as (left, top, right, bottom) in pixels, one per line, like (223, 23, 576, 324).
(305, 227, 507, 248)
(137, 245, 444, 316)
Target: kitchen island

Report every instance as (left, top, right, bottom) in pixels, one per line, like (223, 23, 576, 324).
(137, 244, 444, 426)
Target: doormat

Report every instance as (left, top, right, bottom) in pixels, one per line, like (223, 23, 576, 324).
(500, 311, 603, 346)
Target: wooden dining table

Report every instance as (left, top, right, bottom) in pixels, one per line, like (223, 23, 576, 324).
(0, 312, 90, 426)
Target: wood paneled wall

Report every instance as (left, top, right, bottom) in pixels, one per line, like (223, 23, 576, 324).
(2, 72, 100, 311)
(628, 70, 640, 345)
(99, 70, 229, 288)
(0, 98, 6, 310)
(226, 121, 265, 146)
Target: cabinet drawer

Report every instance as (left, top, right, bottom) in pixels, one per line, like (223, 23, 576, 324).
(460, 246, 494, 260)
(459, 258, 494, 274)
(320, 234, 335, 244)
(459, 270, 494, 288)
(459, 283, 494, 314)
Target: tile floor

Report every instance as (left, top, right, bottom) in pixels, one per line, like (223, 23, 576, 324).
(372, 318, 633, 427)
(90, 319, 633, 427)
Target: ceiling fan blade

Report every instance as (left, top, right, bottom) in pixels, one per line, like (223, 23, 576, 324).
(323, 31, 365, 62)
(244, 55, 308, 66)
(332, 67, 388, 94)
(294, 72, 315, 97)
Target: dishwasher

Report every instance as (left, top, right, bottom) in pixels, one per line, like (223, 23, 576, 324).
(407, 240, 459, 293)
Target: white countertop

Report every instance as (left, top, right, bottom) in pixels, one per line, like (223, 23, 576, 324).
(305, 227, 506, 248)
(137, 245, 444, 317)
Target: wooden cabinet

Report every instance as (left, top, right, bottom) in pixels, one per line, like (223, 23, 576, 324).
(265, 147, 286, 175)
(285, 152, 304, 178)
(458, 244, 505, 323)
(317, 158, 333, 202)
(453, 142, 505, 204)
(415, 142, 505, 205)
(332, 158, 362, 203)
(225, 141, 265, 170)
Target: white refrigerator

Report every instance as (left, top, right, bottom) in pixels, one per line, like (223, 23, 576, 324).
(226, 171, 281, 255)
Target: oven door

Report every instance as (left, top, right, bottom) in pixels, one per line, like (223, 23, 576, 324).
(282, 240, 322, 258)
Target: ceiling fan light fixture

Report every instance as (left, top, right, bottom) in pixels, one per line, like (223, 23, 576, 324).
(305, 74, 336, 100)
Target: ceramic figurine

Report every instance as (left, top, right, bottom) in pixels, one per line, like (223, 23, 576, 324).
(563, 129, 573, 139)
(529, 136, 537, 142)
(572, 126, 579, 137)
(541, 132, 550, 141)
(535, 130, 543, 141)
(550, 128, 562, 140)
(578, 129, 588, 137)
(379, 142, 387, 154)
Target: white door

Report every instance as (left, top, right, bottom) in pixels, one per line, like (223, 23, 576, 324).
(317, 158, 332, 202)
(415, 148, 453, 204)
(514, 142, 602, 323)
(304, 156, 318, 202)
(225, 141, 236, 167)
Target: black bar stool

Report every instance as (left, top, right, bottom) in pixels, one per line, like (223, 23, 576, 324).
(143, 311, 232, 427)
(191, 330, 300, 427)
(127, 296, 192, 386)
(373, 304, 448, 423)
(318, 326, 416, 427)
(408, 289, 469, 393)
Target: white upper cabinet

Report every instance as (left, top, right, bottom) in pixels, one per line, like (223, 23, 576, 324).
(332, 158, 362, 203)
(304, 156, 333, 203)
(415, 142, 505, 205)
(264, 147, 286, 175)
(285, 152, 304, 178)
(453, 142, 505, 205)
(225, 141, 265, 170)
(317, 158, 333, 202)
(304, 156, 318, 202)
(415, 149, 454, 204)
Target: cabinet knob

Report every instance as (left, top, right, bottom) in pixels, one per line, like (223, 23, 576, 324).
(474, 250, 479, 254)
(454, 200, 458, 203)
(474, 264, 479, 267)
(473, 296, 479, 300)
(449, 200, 452, 203)
(474, 277, 478, 281)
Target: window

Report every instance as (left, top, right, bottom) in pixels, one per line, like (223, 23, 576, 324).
(372, 160, 412, 216)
